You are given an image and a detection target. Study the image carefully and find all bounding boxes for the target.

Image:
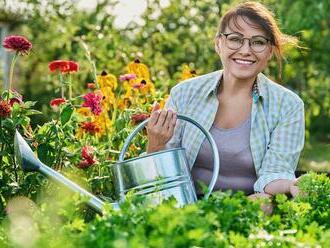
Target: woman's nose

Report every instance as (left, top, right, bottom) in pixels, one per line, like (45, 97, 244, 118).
(239, 39, 252, 53)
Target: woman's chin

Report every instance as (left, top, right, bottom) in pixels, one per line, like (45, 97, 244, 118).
(228, 70, 258, 81)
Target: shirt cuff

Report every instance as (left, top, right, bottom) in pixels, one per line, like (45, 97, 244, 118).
(254, 172, 296, 193)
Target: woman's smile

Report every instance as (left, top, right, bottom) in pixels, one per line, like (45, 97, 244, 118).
(232, 58, 256, 66)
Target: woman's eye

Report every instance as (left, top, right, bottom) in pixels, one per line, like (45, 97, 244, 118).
(229, 37, 242, 42)
(252, 39, 266, 45)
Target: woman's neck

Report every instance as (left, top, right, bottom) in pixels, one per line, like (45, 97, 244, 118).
(219, 72, 256, 98)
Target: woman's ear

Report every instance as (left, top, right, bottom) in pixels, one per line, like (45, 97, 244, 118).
(267, 46, 274, 61)
(214, 37, 221, 55)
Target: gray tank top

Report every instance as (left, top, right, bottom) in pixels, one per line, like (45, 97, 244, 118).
(191, 115, 257, 195)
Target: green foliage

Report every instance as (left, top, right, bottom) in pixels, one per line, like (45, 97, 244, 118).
(1, 173, 329, 248)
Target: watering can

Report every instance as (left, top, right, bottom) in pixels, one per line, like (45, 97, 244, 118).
(14, 115, 220, 214)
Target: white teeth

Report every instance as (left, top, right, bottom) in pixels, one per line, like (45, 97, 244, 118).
(234, 59, 254, 65)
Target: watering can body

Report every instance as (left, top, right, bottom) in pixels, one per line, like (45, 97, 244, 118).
(110, 148, 197, 207)
(15, 114, 220, 214)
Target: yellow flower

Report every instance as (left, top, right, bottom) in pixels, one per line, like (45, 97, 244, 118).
(159, 94, 169, 109)
(127, 59, 150, 80)
(130, 78, 155, 96)
(100, 86, 116, 107)
(94, 113, 112, 137)
(97, 71, 118, 90)
(76, 107, 92, 117)
(117, 98, 130, 110)
(180, 64, 197, 81)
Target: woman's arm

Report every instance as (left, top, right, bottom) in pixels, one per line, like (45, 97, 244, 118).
(253, 95, 305, 195)
(264, 179, 299, 197)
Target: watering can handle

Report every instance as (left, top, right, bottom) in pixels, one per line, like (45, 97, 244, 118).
(118, 114, 220, 199)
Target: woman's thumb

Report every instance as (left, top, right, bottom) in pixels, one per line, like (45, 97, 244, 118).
(152, 102, 161, 112)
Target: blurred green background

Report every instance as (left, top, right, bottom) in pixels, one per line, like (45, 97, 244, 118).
(0, 0, 329, 171)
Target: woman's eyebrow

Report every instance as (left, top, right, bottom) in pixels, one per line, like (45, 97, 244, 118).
(225, 30, 243, 35)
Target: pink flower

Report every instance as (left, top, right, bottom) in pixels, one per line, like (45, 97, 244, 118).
(49, 60, 79, 73)
(77, 146, 96, 169)
(2, 35, 32, 55)
(50, 98, 66, 107)
(119, 73, 137, 81)
(82, 92, 102, 115)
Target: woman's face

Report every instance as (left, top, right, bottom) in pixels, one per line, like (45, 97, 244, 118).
(215, 16, 273, 81)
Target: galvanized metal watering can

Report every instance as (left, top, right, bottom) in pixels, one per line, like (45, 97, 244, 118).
(14, 115, 219, 214)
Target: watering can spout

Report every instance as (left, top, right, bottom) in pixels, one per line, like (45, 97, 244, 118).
(14, 130, 120, 214)
(14, 130, 42, 172)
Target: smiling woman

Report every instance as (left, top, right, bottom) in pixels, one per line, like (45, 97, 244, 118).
(145, 1, 305, 202)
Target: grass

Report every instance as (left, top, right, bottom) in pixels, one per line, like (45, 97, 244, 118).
(298, 139, 330, 172)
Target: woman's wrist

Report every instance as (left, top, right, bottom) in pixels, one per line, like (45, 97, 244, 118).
(146, 144, 165, 154)
(264, 179, 294, 195)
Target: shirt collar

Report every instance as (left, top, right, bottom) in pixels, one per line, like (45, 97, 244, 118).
(207, 70, 265, 102)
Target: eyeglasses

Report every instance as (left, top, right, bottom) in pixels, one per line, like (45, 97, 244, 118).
(219, 32, 271, 53)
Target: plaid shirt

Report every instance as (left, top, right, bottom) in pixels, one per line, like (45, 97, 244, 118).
(165, 70, 305, 193)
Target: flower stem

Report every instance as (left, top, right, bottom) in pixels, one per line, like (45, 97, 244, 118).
(80, 39, 99, 88)
(59, 73, 64, 98)
(69, 73, 72, 101)
(7, 52, 18, 100)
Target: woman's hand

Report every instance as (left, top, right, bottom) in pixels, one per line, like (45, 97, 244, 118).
(248, 193, 273, 215)
(289, 178, 300, 198)
(264, 178, 302, 198)
(146, 103, 177, 153)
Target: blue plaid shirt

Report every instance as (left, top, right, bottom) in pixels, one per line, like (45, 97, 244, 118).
(165, 70, 305, 193)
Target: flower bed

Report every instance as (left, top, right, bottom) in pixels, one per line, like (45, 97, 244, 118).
(1, 35, 329, 248)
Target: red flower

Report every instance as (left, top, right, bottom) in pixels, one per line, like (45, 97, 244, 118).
(49, 60, 79, 73)
(81, 121, 101, 135)
(2, 35, 32, 55)
(50, 98, 66, 107)
(77, 160, 91, 169)
(77, 146, 96, 169)
(82, 92, 102, 115)
(0, 100, 12, 118)
(9, 97, 23, 106)
(131, 113, 150, 124)
(87, 83, 96, 89)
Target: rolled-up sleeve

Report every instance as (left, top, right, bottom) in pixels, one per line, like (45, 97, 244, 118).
(254, 98, 305, 193)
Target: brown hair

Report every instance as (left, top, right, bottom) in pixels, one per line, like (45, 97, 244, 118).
(215, 1, 299, 76)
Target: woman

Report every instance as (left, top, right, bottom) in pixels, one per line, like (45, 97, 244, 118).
(146, 2, 304, 199)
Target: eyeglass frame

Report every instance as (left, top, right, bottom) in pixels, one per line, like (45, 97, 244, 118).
(217, 32, 272, 53)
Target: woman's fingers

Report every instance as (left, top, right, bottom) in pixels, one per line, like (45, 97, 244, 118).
(148, 110, 160, 126)
(156, 110, 168, 126)
(166, 109, 177, 131)
(152, 102, 161, 112)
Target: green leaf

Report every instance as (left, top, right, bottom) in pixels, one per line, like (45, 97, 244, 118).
(37, 143, 56, 165)
(60, 105, 74, 126)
